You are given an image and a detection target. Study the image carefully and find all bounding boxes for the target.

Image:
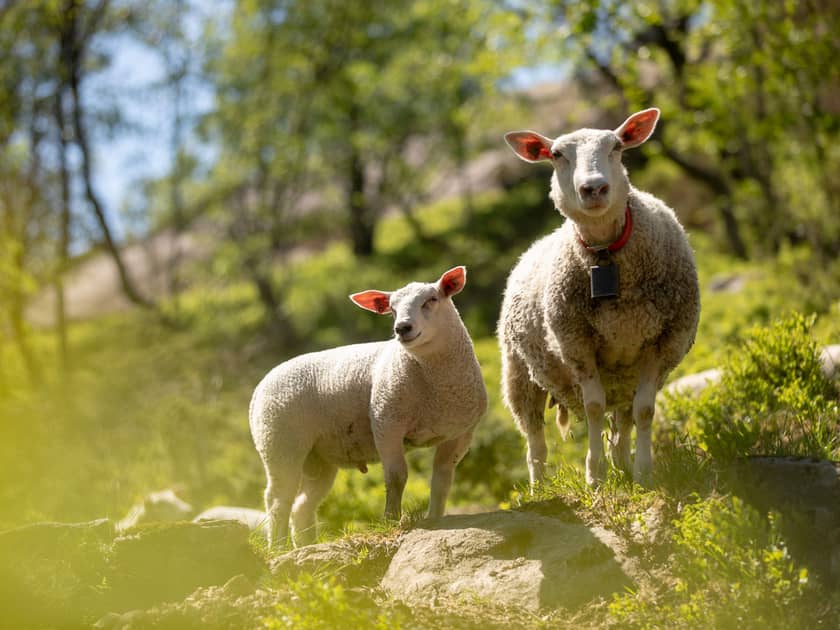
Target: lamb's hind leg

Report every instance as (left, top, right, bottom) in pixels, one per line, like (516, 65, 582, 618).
(291, 452, 338, 547)
(502, 349, 548, 489)
(262, 455, 304, 551)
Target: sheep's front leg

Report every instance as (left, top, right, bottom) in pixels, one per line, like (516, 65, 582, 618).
(579, 370, 607, 487)
(633, 353, 660, 485)
(428, 428, 475, 518)
(375, 428, 408, 520)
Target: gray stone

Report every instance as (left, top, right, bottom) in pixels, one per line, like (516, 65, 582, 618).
(270, 537, 397, 586)
(0, 518, 114, 628)
(108, 519, 263, 610)
(380, 510, 633, 611)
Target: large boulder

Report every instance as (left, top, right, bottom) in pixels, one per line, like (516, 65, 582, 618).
(108, 519, 263, 610)
(381, 509, 634, 611)
(0, 518, 114, 628)
(270, 536, 398, 587)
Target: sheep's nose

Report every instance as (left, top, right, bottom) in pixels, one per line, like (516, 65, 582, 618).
(579, 179, 610, 198)
(394, 322, 413, 336)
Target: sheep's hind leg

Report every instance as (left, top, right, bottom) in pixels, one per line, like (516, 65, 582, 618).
(428, 428, 475, 518)
(609, 406, 633, 475)
(501, 349, 548, 490)
(291, 452, 338, 547)
(633, 354, 660, 486)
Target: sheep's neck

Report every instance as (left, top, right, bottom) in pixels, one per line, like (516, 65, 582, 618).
(575, 212, 626, 250)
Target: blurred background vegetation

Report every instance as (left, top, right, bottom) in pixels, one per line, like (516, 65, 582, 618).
(1, 0, 839, 540)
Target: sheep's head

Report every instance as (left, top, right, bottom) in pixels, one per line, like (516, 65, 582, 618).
(350, 266, 466, 352)
(505, 108, 659, 225)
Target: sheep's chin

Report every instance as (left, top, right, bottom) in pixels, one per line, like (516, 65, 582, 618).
(397, 332, 423, 347)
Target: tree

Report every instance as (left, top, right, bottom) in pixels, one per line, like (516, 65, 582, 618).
(543, 0, 840, 259)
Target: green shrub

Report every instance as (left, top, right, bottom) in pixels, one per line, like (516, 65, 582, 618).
(664, 313, 840, 462)
(263, 574, 410, 630)
(608, 495, 813, 629)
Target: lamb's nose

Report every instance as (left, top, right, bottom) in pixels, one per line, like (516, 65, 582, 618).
(579, 180, 610, 198)
(394, 322, 413, 336)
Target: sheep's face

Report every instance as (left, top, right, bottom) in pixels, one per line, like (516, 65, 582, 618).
(349, 266, 467, 352)
(504, 108, 660, 223)
(547, 129, 628, 218)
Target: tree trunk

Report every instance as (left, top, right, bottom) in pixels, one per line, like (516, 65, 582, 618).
(60, 2, 152, 309)
(54, 88, 71, 371)
(347, 105, 374, 257)
(660, 145, 748, 260)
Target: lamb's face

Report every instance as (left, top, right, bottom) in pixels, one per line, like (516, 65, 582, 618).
(388, 282, 446, 350)
(548, 128, 629, 219)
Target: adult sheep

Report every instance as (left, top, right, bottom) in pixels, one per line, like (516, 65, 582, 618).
(499, 108, 700, 487)
(250, 266, 487, 549)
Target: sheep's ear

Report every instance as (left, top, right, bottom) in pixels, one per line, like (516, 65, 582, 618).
(437, 266, 466, 298)
(504, 131, 553, 163)
(349, 290, 392, 314)
(615, 108, 660, 149)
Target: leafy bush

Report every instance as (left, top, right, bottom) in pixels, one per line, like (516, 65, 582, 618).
(663, 313, 840, 462)
(263, 574, 410, 630)
(608, 495, 813, 629)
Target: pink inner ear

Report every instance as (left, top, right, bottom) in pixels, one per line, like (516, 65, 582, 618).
(619, 110, 659, 146)
(439, 266, 466, 297)
(523, 138, 551, 161)
(350, 290, 391, 314)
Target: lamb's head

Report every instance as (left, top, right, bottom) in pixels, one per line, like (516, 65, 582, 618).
(350, 266, 467, 353)
(505, 108, 659, 226)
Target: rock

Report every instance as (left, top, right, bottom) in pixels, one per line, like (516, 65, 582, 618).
(92, 583, 277, 630)
(663, 368, 722, 397)
(380, 510, 633, 611)
(0, 518, 114, 628)
(117, 489, 194, 531)
(270, 536, 397, 587)
(193, 506, 268, 539)
(820, 344, 840, 379)
(108, 519, 263, 610)
(731, 456, 840, 582)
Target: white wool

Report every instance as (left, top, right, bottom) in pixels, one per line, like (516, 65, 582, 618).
(250, 267, 487, 549)
(499, 109, 700, 487)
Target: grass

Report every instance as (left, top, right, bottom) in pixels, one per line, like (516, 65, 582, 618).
(2, 178, 840, 627)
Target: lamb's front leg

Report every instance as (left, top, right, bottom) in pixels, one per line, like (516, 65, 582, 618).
(375, 427, 408, 520)
(427, 428, 475, 518)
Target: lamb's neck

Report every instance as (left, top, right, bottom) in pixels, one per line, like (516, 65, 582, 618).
(411, 325, 475, 372)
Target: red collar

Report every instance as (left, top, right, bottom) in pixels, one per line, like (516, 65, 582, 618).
(577, 205, 633, 253)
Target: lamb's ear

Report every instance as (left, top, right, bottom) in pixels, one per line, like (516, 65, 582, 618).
(504, 131, 553, 163)
(615, 108, 660, 149)
(437, 266, 466, 298)
(349, 290, 392, 314)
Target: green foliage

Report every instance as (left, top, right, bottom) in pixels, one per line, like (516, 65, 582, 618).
(263, 574, 409, 630)
(608, 496, 813, 629)
(664, 313, 840, 462)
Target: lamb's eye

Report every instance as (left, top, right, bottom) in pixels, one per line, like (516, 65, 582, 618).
(423, 297, 438, 308)
(551, 149, 566, 161)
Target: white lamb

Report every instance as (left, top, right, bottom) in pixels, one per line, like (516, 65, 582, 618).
(250, 266, 487, 549)
(499, 108, 700, 487)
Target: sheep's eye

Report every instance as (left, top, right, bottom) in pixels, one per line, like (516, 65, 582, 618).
(551, 149, 565, 161)
(423, 297, 438, 308)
